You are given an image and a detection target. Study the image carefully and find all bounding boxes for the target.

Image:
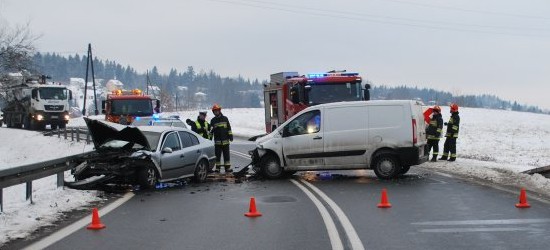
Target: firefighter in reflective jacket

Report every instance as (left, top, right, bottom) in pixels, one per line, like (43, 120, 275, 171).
(186, 111, 211, 139)
(426, 105, 443, 162)
(440, 103, 460, 161)
(210, 104, 233, 173)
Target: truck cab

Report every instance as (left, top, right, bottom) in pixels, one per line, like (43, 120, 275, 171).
(253, 100, 429, 179)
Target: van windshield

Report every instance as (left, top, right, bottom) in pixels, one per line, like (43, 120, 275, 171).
(307, 82, 362, 105)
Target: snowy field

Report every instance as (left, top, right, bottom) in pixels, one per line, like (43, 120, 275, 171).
(1, 106, 550, 246)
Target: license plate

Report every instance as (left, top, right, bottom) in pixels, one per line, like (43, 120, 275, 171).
(51, 116, 58, 119)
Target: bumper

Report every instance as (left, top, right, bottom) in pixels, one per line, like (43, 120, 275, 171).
(397, 146, 428, 166)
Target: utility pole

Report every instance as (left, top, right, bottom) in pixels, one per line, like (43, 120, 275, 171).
(82, 43, 99, 116)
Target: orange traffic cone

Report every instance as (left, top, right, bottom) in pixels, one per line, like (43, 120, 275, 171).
(515, 188, 531, 208)
(377, 188, 392, 208)
(87, 208, 106, 230)
(244, 197, 262, 217)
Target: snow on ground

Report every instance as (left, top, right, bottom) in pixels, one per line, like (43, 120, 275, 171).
(0, 129, 101, 246)
(1, 106, 550, 246)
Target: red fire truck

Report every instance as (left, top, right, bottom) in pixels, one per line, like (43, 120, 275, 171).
(102, 89, 159, 124)
(263, 71, 369, 132)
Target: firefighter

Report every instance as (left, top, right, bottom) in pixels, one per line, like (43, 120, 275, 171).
(186, 111, 211, 139)
(426, 105, 443, 162)
(210, 104, 233, 173)
(440, 103, 460, 161)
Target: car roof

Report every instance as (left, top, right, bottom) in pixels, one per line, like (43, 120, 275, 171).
(136, 125, 191, 133)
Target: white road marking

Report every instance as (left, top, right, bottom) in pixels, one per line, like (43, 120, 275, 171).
(419, 227, 544, 233)
(24, 192, 135, 250)
(412, 218, 550, 226)
(299, 180, 365, 250)
(290, 179, 344, 250)
(230, 150, 251, 159)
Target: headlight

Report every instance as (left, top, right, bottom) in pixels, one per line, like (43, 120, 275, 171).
(36, 114, 44, 121)
(64, 115, 70, 120)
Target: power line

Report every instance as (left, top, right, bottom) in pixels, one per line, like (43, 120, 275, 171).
(239, 0, 550, 32)
(379, 0, 550, 21)
(203, 0, 550, 38)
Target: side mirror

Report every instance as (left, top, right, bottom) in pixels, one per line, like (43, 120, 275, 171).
(102, 109, 106, 114)
(161, 147, 173, 154)
(282, 126, 289, 137)
(69, 90, 73, 100)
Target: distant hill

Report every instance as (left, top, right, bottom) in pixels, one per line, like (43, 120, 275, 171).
(28, 53, 548, 114)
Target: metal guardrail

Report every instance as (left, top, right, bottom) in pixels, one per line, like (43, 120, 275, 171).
(0, 127, 93, 213)
(43, 126, 91, 144)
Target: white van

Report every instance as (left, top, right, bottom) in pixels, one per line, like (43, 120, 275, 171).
(251, 100, 428, 179)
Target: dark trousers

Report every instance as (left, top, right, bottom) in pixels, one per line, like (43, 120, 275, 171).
(442, 137, 457, 158)
(426, 139, 440, 157)
(215, 144, 231, 169)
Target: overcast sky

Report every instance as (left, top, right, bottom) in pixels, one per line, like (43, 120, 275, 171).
(1, 0, 549, 109)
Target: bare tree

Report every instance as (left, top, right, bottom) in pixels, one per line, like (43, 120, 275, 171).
(0, 22, 40, 73)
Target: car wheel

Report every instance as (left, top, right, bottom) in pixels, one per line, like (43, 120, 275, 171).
(193, 160, 208, 183)
(138, 165, 158, 189)
(260, 154, 284, 179)
(373, 153, 401, 179)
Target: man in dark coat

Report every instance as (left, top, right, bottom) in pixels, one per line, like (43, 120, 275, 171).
(210, 104, 233, 173)
(426, 106, 443, 162)
(440, 103, 460, 161)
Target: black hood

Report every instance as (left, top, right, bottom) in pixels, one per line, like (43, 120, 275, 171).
(84, 117, 151, 150)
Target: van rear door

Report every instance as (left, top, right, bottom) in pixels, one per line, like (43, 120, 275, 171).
(411, 101, 427, 146)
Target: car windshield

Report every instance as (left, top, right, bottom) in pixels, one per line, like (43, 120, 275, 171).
(39, 88, 67, 100)
(307, 82, 362, 105)
(111, 99, 153, 116)
(141, 131, 162, 151)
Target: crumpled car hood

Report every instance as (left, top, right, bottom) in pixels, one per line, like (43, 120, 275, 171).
(84, 117, 151, 150)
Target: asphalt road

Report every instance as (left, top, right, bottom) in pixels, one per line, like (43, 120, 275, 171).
(22, 140, 550, 250)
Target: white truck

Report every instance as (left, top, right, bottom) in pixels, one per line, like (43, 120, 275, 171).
(1, 75, 72, 130)
(250, 100, 429, 179)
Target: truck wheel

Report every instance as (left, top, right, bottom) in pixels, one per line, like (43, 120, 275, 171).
(138, 165, 158, 189)
(193, 160, 208, 183)
(373, 153, 401, 179)
(59, 123, 66, 129)
(260, 154, 284, 179)
(51, 124, 58, 130)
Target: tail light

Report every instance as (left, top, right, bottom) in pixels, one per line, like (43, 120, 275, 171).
(412, 118, 417, 145)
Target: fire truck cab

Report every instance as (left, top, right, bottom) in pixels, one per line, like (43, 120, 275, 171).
(102, 89, 159, 125)
(264, 71, 369, 132)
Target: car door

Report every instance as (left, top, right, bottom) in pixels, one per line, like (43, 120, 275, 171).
(282, 109, 324, 168)
(178, 131, 202, 176)
(159, 131, 185, 179)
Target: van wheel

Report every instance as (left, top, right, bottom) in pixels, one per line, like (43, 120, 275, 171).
(260, 154, 283, 179)
(399, 166, 411, 176)
(138, 165, 158, 189)
(373, 153, 401, 179)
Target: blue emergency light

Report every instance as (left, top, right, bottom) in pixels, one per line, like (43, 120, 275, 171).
(152, 113, 160, 120)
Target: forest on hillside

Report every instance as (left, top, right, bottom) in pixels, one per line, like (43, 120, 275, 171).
(27, 53, 548, 114)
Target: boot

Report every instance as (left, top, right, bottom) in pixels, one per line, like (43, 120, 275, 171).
(448, 157, 456, 162)
(439, 156, 448, 161)
(224, 166, 233, 173)
(430, 157, 437, 162)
